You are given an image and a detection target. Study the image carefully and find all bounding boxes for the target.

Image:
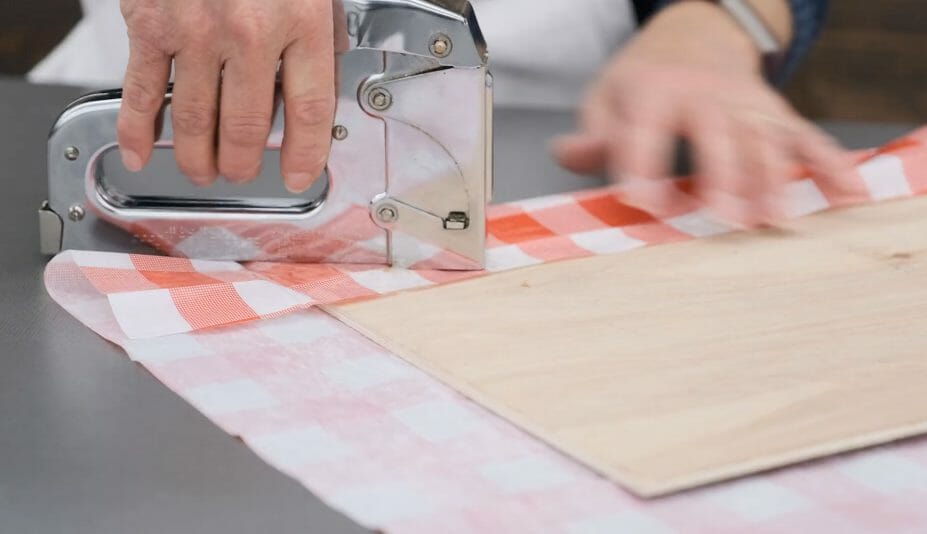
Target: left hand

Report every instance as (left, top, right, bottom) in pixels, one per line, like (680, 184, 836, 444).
(552, 1, 854, 227)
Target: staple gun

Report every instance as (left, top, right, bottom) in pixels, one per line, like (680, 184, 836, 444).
(40, 0, 493, 270)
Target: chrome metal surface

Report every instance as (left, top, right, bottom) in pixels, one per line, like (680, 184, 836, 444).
(45, 0, 492, 270)
(332, 125, 349, 141)
(67, 204, 85, 222)
(38, 201, 64, 255)
(429, 33, 453, 58)
(444, 211, 469, 230)
(367, 87, 393, 111)
(376, 204, 400, 224)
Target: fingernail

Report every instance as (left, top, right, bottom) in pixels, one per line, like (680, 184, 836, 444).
(285, 173, 314, 194)
(122, 149, 143, 172)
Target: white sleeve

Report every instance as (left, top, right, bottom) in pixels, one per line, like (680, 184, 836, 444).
(28, 0, 637, 108)
(469, 0, 636, 109)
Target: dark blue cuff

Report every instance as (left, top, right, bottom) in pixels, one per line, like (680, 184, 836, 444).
(778, 0, 828, 84)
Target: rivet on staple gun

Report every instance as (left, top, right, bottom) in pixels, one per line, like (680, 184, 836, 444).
(39, 0, 493, 271)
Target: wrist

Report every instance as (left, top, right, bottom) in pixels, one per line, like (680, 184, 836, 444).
(639, 1, 763, 73)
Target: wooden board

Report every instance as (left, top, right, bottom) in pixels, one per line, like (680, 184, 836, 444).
(328, 196, 927, 497)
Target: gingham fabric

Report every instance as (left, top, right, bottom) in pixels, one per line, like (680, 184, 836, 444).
(44, 269, 927, 533)
(46, 128, 927, 340)
(44, 127, 927, 532)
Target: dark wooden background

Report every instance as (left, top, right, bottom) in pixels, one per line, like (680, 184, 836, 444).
(0, 1, 82, 75)
(784, 0, 927, 123)
(2, 1, 925, 122)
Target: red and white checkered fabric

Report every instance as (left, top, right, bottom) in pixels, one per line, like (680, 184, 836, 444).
(46, 127, 927, 340)
(43, 127, 927, 532)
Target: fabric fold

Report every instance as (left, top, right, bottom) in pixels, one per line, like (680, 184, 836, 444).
(46, 126, 927, 340)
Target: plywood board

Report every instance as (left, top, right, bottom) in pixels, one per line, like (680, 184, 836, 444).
(328, 196, 927, 497)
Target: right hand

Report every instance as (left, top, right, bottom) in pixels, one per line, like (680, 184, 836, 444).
(117, 0, 337, 192)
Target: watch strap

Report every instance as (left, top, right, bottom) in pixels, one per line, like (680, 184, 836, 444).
(715, 0, 787, 78)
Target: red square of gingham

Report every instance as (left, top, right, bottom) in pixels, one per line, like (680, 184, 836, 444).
(49, 126, 927, 340)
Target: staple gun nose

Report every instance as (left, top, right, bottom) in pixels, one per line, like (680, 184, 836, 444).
(40, 0, 493, 271)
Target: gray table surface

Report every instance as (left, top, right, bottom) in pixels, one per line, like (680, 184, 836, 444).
(0, 75, 916, 533)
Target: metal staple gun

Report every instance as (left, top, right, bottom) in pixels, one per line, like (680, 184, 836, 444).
(40, 0, 493, 270)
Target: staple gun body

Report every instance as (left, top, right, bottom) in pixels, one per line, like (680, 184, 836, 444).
(41, 0, 493, 270)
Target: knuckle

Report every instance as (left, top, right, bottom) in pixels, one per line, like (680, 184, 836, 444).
(291, 1, 329, 35)
(116, 115, 142, 146)
(121, 0, 154, 25)
(284, 143, 328, 174)
(287, 95, 334, 128)
(173, 104, 216, 136)
(296, 0, 326, 20)
(123, 3, 173, 45)
(181, 29, 217, 51)
(221, 111, 272, 146)
(122, 78, 163, 115)
(226, 7, 273, 46)
(179, 9, 217, 42)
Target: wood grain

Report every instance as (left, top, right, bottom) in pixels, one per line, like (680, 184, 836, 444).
(329, 196, 927, 497)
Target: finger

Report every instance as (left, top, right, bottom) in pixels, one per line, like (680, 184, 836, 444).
(762, 93, 855, 182)
(118, 40, 172, 172)
(792, 119, 856, 182)
(171, 51, 221, 186)
(607, 106, 677, 210)
(280, 17, 336, 193)
(729, 121, 772, 227)
(552, 86, 613, 176)
(218, 53, 278, 183)
(687, 107, 750, 225)
(550, 134, 607, 176)
(579, 85, 614, 137)
(609, 105, 676, 181)
(752, 123, 792, 224)
(331, 0, 351, 54)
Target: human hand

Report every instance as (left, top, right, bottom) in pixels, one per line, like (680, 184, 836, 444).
(117, 0, 336, 192)
(552, 1, 854, 226)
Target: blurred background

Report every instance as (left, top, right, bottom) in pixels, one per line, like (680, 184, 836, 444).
(1, 0, 925, 122)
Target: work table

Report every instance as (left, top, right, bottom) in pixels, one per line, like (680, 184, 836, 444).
(0, 76, 915, 533)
